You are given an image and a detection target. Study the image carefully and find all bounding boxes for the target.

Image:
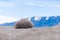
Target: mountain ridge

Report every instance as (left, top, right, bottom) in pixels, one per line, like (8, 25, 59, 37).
(0, 16, 60, 28)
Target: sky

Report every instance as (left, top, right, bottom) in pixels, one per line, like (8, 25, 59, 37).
(0, 0, 60, 23)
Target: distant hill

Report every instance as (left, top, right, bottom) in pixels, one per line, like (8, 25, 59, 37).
(0, 16, 60, 28)
(0, 22, 16, 26)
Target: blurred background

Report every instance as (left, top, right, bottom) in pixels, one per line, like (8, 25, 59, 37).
(0, 0, 60, 28)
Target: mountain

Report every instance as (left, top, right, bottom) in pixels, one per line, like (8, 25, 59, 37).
(0, 16, 60, 28)
(31, 16, 60, 27)
(0, 22, 16, 26)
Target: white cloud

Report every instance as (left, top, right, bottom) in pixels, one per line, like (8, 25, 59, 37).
(24, 2, 34, 6)
(0, 15, 19, 24)
(0, 2, 15, 7)
(0, 9, 2, 12)
(23, 1, 60, 8)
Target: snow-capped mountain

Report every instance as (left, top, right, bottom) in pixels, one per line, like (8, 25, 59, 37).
(34, 16, 41, 21)
(31, 16, 60, 27)
(0, 16, 60, 28)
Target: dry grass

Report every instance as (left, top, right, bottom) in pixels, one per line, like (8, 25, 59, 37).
(0, 25, 60, 40)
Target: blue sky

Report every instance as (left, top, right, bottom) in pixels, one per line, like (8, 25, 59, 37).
(0, 0, 60, 20)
